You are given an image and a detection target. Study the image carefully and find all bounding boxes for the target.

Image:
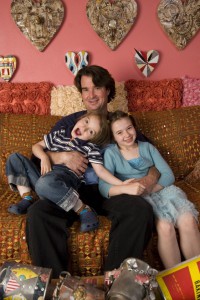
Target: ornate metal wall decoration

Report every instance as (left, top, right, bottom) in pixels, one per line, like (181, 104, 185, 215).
(0, 55, 17, 81)
(65, 51, 89, 76)
(134, 49, 159, 77)
(11, 0, 64, 51)
(157, 0, 200, 50)
(86, 0, 138, 50)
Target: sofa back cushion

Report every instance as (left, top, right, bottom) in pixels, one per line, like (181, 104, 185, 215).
(0, 106, 199, 184)
(50, 82, 128, 116)
(125, 78, 183, 112)
(132, 106, 200, 180)
(182, 76, 200, 107)
(0, 82, 54, 115)
(0, 114, 60, 185)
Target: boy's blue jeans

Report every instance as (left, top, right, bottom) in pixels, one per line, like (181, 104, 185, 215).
(6, 153, 81, 212)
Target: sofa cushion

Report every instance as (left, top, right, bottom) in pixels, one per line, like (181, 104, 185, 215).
(50, 82, 128, 116)
(0, 106, 199, 277)
(182, 76, 200, 107)
(125, 78, 183, 112)
(185, 159, 200, 183)
(0, 114, 60, 185)
(131, 106, 200, 180)
(0, 82, 54, 115)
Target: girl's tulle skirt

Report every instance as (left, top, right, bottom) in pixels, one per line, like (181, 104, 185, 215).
(144, 185, 199, 225)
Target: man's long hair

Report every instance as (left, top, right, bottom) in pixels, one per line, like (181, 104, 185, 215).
(74, 65, 116, 103)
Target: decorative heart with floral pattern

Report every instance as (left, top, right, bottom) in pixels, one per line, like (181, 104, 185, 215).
(157, 0, 200, 50)
(11, 0, 64, 51)
(0, 55, 17, 81)
(65, 51, 89, 76)
(86, 0, 138, 50)
(134, 49, 159, 77)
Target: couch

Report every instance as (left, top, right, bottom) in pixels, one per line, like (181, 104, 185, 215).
(0, 79, 199, 278)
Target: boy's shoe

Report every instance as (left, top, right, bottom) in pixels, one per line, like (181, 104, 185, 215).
(79, 208, 99, 232)
(8, 198, 33, 215)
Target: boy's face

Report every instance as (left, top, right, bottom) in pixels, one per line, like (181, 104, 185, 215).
(111, 117, 137, 148)
(71, 115, 101, 141)
(80, 75, 109, 113)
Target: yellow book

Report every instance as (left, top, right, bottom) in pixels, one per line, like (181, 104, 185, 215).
(156, 256, 200, 300)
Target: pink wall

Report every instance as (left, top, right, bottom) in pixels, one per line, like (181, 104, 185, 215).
(0, 0, 199, 85)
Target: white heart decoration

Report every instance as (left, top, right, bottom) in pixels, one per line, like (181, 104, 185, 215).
(134, 49, 159, 77)
(65, 51, 89, 76)
(0, 55, 17, 81)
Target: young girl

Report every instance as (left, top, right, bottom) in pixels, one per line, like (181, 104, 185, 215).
(99, 110, 200, 269)
(6, 111, 124, 232)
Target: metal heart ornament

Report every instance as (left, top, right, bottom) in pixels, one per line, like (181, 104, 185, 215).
(86, 0, 138, 50)
(65, 51, 89, 76)
(11, 0, 64, 52)
(0, 55, 17, 81)
(157, 0, 200, 50)
(134, 49, 159, 77)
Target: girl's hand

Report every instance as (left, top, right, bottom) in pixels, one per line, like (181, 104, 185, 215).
(40, 156, 52, 175)
(123, 182, 146, 195)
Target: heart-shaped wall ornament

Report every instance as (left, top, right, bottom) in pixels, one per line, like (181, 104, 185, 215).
(86, 0, 138, 50)
(134, 49, 159, 77)
(157, 0, 200, 50)
(65, 51, 89, 76)
(0, 55, 17, 81)
(11, 0, 64, 52)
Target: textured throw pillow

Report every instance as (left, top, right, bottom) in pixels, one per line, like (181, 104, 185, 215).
(0, 82, 54, 115)
(125, 79, 183, 112)
(50, 82, 128, 116)
(185, 159, 200, 183)
(182, 76, 200, 107)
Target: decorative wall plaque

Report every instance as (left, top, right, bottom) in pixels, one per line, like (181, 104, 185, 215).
(11, 0, 65, 51)
(0, 55, 17, 81)
(86, 0, 138, 50)
(157, 0, 200, 50)
(65, 51, 89, 76)
(134, 49, 159, 77)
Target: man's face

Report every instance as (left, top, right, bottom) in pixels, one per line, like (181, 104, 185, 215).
(80, 75, 109, 113)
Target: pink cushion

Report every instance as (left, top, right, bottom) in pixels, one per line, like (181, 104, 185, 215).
(0, 82, 54, 115)
(182, 76, 200, 107)
(125, 79, 183, 112)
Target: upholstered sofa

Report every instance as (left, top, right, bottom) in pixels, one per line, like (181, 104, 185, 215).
(0, 78, 199, 278)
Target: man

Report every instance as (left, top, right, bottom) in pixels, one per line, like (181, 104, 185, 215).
(26, 65, 158, 278)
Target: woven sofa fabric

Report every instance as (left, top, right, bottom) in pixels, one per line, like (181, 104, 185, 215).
(131, 106, 200, 180)
(0, 82, 54, 115)
(125, 78, 183, 112)
(0, 186, 31, 265)
(0, 114, 60, 185)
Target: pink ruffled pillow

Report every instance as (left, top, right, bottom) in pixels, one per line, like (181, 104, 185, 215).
(182, 76, 200, 107)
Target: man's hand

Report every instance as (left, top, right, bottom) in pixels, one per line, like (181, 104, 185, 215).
(47, 151, 88, 176)
(139, 166, 160, 195)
